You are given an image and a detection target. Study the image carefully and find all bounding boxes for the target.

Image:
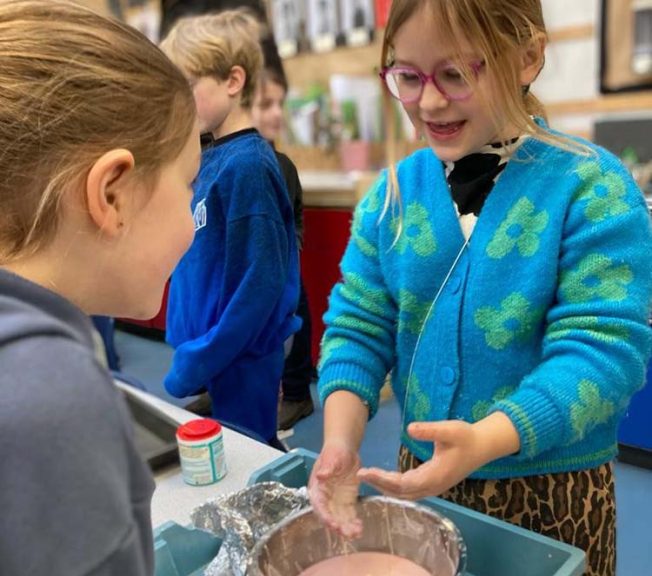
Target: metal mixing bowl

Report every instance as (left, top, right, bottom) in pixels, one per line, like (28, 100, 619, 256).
(248, 495, 466, 575)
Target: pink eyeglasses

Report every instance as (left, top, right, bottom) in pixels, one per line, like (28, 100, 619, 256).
(379, 60, 485, 103)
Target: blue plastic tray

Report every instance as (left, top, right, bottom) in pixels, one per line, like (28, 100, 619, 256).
(154, 448, 585, 576)
(154, 521, 221, 576)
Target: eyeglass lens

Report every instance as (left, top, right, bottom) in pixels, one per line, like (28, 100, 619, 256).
(384, 64, 475, 102)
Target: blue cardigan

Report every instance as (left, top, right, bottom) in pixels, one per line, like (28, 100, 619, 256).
(319, 128, 652, 478)
(165, 129, 300, 441)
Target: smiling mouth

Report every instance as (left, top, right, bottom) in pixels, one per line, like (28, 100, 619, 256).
(425, 120, 466, 135)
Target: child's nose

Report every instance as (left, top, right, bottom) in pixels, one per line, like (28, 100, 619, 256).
(419, 80, 449, 111)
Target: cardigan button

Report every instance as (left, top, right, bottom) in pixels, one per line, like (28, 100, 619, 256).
(440, 366, 456, 385)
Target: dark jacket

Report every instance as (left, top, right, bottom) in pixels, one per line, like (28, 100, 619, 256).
(275, 150, 304, 249)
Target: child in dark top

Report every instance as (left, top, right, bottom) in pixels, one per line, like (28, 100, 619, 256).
(252, 67, 317, 430)
(161, 10, 300, 446)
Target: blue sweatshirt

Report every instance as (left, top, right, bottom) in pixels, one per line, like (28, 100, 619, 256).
(165, 129, 300, 441)
(319, 123, 652, 478)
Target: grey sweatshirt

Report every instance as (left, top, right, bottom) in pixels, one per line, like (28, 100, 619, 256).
(0, 269, 155, 576)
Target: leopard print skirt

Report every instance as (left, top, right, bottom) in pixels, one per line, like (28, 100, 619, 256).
(399, 446, 616, 576)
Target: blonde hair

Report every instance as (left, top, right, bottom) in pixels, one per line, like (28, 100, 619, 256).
(160, 9, 263, 109)
(380, 0, 588, 226)
(0, 0, 196, 263)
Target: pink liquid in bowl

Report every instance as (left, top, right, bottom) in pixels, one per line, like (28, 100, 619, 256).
(298, 552, 431, 576)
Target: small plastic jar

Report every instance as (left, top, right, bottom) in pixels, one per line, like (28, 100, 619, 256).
(176, 418, 227, 486)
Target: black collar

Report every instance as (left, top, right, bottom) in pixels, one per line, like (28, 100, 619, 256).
(200, 127, 259, 151)
(444, 137, 521, 216)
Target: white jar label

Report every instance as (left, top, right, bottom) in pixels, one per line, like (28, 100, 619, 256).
(178, 437, 227, 486)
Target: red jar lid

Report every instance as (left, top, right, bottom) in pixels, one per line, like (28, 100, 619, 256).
(177, 418, 222, 441)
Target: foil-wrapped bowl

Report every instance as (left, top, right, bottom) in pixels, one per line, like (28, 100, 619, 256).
(191, 482, 310, 576)
(247, 496, 467, 576)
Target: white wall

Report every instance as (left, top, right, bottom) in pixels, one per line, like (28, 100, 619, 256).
(541, 0, 598, 29)
(533, 0, 601, 134)
(536, 38, 598, 104)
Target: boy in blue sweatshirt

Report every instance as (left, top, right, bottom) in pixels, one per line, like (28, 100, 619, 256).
(160, 9, 300, 446)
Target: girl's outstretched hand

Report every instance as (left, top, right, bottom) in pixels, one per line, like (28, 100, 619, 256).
(308, 441, 363, 538)
(357, 414, 520, 500)
(356, 420, 478, 500)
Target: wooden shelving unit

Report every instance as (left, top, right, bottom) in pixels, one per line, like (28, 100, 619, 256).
(283, 39, 382, 89)
(547, 23, 595, 43)
(284, 23, 599, 90)
(547, 92, 652, 116)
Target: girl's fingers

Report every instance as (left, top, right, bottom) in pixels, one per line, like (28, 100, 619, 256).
(407, 420, 461, 443)
(358, 466, 437, 500)
(315, 460, 335, 479)
(358, 467, 411, 497)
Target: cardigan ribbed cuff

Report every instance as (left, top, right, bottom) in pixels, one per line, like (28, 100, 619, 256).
(318, 361, 383, 418)
(491, 386, 567, 459)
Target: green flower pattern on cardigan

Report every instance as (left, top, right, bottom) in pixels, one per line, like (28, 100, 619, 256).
(546, 316, 630, 344)
(570, 380, 615, 441)
(486, 197, 549, 259)
(475, 293, 544, 350)
(340, 272, 391, 316)
(471, 386, 516, 422)
(397, 289, 431, 335)
(391, 202, 437, 257)
(318, 336, 347, 370)
(329, 314, 386, 338)
(351, 186, 383, 257)
(561, 254, 633, 303)
(574, 161, 630, 223)
(403, 373, 431, 422)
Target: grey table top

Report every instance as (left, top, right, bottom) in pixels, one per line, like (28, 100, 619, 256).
(117, 383, 283, 527)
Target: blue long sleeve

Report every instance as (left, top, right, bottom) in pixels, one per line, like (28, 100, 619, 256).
(490, 154, 652, 459)
(165, 215, 292, 396)
(165, 130, 300, 402)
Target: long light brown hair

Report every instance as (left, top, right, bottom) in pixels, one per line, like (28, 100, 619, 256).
(0, 0, 196, 263)
(160, 9, 263, 109)
(380, 0, 587, 230)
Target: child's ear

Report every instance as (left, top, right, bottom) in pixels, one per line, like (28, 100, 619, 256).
(519, 33, 546, 87)
(85, 149, 136, 236)
(226, 65, 247, 97)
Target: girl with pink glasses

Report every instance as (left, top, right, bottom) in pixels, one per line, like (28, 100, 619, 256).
(308, 2, 652, 575)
